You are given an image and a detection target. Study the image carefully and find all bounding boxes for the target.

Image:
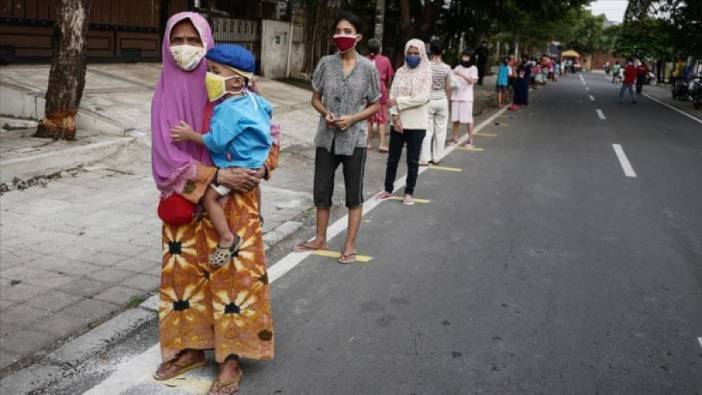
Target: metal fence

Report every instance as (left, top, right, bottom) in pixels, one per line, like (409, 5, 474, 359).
(211, 17, 261, 61)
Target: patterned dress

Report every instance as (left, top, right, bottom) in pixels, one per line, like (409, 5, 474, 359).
(158, 118, 280, 364)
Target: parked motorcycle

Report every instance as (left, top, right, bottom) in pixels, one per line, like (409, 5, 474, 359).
(672, 77, 688, 100)
(689, 75, 701, 109)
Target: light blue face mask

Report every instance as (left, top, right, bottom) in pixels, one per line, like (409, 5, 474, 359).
(405, 55, 421, 69)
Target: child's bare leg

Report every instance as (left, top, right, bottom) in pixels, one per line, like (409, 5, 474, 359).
(452, 121, 460, 142)
(204, 187, 235, 247)
(378, 121, 387, 150)
(467, 122, 475, 145)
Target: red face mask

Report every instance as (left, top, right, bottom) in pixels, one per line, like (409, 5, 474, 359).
(333, 34, 357, 53)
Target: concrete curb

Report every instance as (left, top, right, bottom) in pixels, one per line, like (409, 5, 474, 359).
(0, 136, 134, 184)
(0, 81, 126, 136)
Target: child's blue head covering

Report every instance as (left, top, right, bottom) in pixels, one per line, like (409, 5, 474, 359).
(206, 44, 255, 79)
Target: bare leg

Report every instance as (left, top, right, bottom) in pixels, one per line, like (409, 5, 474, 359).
(452, 121, 460, 143)
(302, 207, 329, 249)
(203, 188, 235, 247)
(341, 206, 362, 255)
(467, 122, 475, 145)
(378, 122, 388, 150)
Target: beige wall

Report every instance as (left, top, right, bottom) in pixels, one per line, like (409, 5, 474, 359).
(260, 19, 304, 79)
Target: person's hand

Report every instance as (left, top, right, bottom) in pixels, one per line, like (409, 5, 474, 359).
(324, 112, 337, 126)
(170, 121, 196, 142)
(387, 98, 397, 108)
(334, 114, 356, 130)
(217, 168, 260, 193)
(392, 115, 403, 134)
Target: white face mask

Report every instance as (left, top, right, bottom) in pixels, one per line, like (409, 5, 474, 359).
(170, 44, 205, 71)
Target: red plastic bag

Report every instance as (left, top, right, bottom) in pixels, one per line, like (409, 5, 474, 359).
(157, 193, 195, 225)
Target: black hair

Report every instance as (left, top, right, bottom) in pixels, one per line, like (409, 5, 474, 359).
(502, 57, 509, 65)
(368, 38, 381, 55)
(429, 39, 443, 56)
(334, 11, 363, 34)
(461, 48, 474, 58)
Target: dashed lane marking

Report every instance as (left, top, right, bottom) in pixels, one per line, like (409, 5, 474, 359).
(596, 109, 606, 120)
(387, 196, 431, 204)
(589, 95, 595, 101)
(612, 144, 637, 178)
(474, 132, 497, 137)
(311, 249, 373, 263)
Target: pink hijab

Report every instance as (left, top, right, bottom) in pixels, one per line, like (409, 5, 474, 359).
(151, 12, 214, 195)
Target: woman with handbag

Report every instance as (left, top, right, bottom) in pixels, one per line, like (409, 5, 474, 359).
(151, 12, 279, 395)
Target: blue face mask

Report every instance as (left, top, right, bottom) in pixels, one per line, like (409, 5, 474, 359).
(405, 55, 421, 69)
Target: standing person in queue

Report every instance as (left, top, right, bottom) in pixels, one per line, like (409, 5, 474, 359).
(510, 55, 531, 111)
(449, 49, 479, 147)
(419, 39, 451, 166)
(366, 37, 394, 153)
(377, 39, 432, 206)
(496, 57, 511, 108)
(151, 13, 280, 394)
(292, 11, 381, 264)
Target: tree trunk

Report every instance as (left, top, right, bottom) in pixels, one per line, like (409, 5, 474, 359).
(35, 0, 92, 141)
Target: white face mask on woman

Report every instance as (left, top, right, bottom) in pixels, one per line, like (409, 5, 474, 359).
(170, 44, 205, 71)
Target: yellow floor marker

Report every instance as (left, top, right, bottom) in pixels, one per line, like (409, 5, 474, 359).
(474, 132, 497, 137)
(456, 146, 484, 152)
(428, 165, 463, 172)
(387, 196, 431, 204)
(312, 250, 373, 263)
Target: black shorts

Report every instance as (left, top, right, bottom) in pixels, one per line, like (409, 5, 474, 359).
(313, 145, 367, 209)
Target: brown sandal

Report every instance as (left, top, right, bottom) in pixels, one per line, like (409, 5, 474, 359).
(153, 350, 206, 381)
(338, 251, 357, 264)
(208, 370, 243, 395)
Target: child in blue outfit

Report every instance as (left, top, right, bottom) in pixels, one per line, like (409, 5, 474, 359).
(171, 44, 272, 267)
(496, 57, 511, 107)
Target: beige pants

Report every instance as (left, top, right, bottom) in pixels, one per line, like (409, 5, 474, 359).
(421, 97, 449, 163)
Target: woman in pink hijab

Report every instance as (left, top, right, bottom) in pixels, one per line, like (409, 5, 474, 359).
(151, 12, 279, 394)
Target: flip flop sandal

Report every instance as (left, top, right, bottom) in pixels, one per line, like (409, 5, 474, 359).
(208, 235, 242, 267)
(153, 354, 206, 381)
(292, 241, 324, 252)
(378, 147, 389, 153)
(208, 372, 242, 395)
(402, 198, 415, 206)
(338, 251, 357, 264)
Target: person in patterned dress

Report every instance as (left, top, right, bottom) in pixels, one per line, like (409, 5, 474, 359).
(150, 12, 279, 395)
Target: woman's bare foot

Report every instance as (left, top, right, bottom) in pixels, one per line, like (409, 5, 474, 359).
(402, 194, 415, 206)
(292, 238, 327, 252)
(418, 161, 429, 166)
(376, 191, 393, 200)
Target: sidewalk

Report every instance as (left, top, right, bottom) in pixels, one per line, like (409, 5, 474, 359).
(0, 62, 500, 378)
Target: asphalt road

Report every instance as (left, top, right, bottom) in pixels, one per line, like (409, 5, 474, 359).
(63, 72, 702, 394)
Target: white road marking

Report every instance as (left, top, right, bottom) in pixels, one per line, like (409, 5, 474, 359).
(641, 92, 702, 125)
(600, 73, 702, 124)
(698, 337, 702, 349)
(582, 81, 587, 85)
(84, 97, 513, 395)
(579, 74, 584, 81)
(585, 87, 590, 91)
(589, 95, 595, 101)
(596, 109, 606, 120)
(612, 144, 637, 178)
